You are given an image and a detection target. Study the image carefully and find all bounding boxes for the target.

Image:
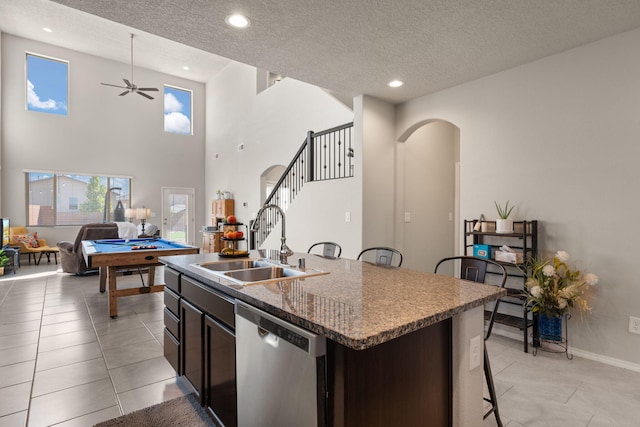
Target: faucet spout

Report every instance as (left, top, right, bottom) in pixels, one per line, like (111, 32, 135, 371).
(251, 204, 294, 262)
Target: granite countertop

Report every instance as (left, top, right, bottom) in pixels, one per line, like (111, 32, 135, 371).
(159, 250, 506, 350)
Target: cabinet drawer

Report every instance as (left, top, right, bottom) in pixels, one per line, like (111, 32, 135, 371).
(163, 328, 180, 373)
(164, 308, 180, 338)
(165, 268, 181, 293)
(164, 288, 180, 317)
(182, 276, 235, 330)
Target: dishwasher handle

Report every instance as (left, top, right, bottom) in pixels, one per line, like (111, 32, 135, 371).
(236, 301, 326, 357)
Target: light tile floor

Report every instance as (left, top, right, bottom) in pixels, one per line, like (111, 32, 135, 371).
(0, 262, 189, 427)
(484, 334, 640, 426)
(1, 262, 640, 426)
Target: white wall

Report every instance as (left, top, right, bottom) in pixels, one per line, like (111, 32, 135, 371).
(399, 121, 457, 271)
(396, 28, 640, 365)
(0, 34, 206, 244)
(205, 61, 357, 253)
(359, 95, 396, 250)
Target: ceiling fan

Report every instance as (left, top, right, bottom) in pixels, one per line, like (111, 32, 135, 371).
(101, 34, 158, 100)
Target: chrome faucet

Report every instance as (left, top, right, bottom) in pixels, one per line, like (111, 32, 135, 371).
(251, 204, 294, 263)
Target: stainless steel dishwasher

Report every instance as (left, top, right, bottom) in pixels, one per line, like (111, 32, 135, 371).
(235, 301, 327, 427)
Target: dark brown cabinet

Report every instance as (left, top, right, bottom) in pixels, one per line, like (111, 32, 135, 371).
(205, 315, 237, 427)
(180, 299, 204, 402)
(164, 268, 237, 426)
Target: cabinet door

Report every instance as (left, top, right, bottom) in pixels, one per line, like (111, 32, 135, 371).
(180, 299, 204, 403)
(213, 199, 234, 219)
(205, 315, 237, 427)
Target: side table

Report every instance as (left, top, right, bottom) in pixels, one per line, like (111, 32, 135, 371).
(3, 246, 20, 274)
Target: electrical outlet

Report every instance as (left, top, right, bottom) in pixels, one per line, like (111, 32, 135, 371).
(469, 335, 482, 370)
(629, 316, 640, 334)
(404, 212, 411, 223)
(345, 211, 351, 223)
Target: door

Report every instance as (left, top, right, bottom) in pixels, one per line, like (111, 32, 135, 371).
(180, 299, 204, 403)
(162, 187, 195, 245)
(205, 315, 237, 427)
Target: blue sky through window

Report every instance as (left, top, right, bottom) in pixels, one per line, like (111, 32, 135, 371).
(26, 53, 68, 115)
(164, 85, 192, 135)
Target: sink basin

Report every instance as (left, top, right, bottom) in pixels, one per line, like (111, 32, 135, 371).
(223, 266, 306, 283)
(191, 259, 329, 285)
(196, 259, 269, 272)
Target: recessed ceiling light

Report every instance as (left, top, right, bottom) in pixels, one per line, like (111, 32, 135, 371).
(225, 14, 251, 29)
(388, 80, 404, 88)
(42, 27, 53, 33)
(183, 66, 190, 71)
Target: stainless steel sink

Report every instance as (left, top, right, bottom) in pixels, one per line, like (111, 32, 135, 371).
(196, 259, 269, 272)
(191, 259, 329, 285)
(223, 266, 306, 283)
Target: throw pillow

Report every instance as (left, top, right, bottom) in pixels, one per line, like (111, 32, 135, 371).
(14, 232, 39, 248)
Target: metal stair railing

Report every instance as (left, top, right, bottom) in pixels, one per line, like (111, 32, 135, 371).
(252, 122, 353, 249)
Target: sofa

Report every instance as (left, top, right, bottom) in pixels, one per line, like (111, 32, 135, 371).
(57, 223, 119, 274)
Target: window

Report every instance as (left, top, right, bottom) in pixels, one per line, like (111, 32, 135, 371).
(68, 197, 78, 211)
(26, 172, 131, 226)
(26, 53, 68, 116)
(164, 85, 192, 135)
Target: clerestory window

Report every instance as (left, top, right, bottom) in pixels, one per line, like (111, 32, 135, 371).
(26, 53, 68, 116)
(164, 85, 192, 135)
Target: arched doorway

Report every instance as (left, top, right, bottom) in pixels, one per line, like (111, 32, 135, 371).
(260, 165, 286, 205)
(399, 120, 460, 272)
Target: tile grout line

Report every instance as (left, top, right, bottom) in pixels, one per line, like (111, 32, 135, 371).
(83, 279, 128, 418)
(25, 275, 48, 427)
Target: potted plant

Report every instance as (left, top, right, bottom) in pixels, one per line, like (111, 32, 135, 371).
(494, 200, 515, 233)
(524, 251, 598, 342)
(0, 249, 9, 276)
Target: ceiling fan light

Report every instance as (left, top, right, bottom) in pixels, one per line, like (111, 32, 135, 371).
(225, 14, 250, 29)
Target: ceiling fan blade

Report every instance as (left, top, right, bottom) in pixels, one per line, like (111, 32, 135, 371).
(123, 78, 133, 88)
(137, 87, 159, 92)
(101, 83, 128, 89)
(137, 91, 154, 100)
(119, 90, 130, 96)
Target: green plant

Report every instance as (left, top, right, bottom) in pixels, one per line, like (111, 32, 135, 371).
(494, 200, 515, 219)
(0, 250, 9, 267)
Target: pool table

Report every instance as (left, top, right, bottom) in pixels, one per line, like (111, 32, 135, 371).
(81, 238, 199, 317)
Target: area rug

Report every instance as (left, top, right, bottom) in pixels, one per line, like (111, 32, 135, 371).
(94, 394, 215, 427)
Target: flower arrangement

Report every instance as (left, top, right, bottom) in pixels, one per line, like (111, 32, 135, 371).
(524, 250, 598, 318)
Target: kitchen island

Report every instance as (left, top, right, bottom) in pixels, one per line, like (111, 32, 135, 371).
(160, 250, 506, 426)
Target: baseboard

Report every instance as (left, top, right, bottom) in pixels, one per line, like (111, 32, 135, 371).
(491, 327, 640, 374)
(569, 347, 640, 373)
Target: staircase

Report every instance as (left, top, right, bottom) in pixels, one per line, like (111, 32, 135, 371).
(252, 122, 354, 248)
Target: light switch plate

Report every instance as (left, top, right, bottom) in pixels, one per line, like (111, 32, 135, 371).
(470, 335, 482, 370)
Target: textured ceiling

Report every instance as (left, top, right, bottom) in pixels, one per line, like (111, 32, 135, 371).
(2, 0, 640, 104)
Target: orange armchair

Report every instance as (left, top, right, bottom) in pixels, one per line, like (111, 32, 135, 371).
(9, 226, 59, 265)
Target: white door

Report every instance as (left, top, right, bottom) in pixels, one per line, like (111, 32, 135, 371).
(161, 187, 195, 245)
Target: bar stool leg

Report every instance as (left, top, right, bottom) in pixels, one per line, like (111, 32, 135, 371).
(483, 345, 503, 426)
